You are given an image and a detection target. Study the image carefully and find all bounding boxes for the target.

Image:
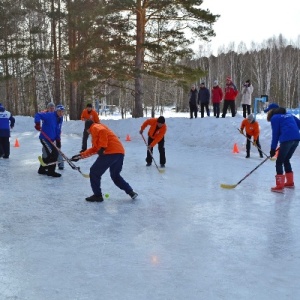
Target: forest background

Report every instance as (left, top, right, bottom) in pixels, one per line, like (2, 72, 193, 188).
(0, 0, 299, 120)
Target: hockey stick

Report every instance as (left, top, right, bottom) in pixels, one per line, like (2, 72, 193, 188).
(237, 128, 268, 157)
(38, 156, 65, 167)
(40, 131, 89, 178)
(220, 156, 270, 189)
(238, 128, 277, 160)
(141, 133, 165, 173)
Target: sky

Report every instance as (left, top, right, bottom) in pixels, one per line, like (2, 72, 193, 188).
(200, 0, 300, 54)
(1, 108, 300, 299)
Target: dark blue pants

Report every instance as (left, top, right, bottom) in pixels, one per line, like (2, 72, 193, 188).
(276, 140, 299, 174)
(213, 103, 220, 118)
(90, 154, 132, 196)
(200, 102, 210, 118)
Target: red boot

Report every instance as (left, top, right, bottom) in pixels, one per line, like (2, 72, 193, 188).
(284, 172, 294, 188)
(271, 175, 285, 193)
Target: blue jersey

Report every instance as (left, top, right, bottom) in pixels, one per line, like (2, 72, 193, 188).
(0, 110, 15, 137)
(270, 113, 300, 149)
(34, 111, 63, 141)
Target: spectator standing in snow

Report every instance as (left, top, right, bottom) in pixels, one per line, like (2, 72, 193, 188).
(240, 114, 263, 158)
(211, 80, 223, 118)
(189, 85, 198, 119)
(34, 105, 65, 177)
(80, 103, 100, 152)
(139, 116, 167, 168)
(221, 77, 239, 118)
(241, 79, 254, 118)
(265, 103, 300, 193)
(71, 120, 138, 202)
(198, 82, 210, 118)
(0, 104, 15, 159)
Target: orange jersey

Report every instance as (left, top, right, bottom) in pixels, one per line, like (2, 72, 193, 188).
(81, 109, 100, 123)
(141, 118, 167, 147)
(240, 119, 260, 140)
(81, 123, 124, 157)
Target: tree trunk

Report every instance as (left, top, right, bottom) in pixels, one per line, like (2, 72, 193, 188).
(133, 0, 145, 118)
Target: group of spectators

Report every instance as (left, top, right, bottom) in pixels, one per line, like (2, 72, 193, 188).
(189, 77, 253, 119)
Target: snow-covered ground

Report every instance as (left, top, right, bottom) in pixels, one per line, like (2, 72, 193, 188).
(1, 109, 300, 300)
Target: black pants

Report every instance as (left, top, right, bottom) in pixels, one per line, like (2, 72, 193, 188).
(200, 103, 210, 118)
(81, 129, 90, 151)
(242, 104, 251, 118)
(189, 103, 198, 118)
(40, 139, 59, 173)
(0, 137, 10, 157)
(146, 136, 166, 165)
(222, 100, 236, 117)
(246, 135, 263, 156)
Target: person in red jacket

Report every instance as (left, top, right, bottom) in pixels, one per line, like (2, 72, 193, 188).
(139, 116, 167, 168)
(221, 77, 239, 118)
(211, 80, 223, 118)
(240, 114, 263, 158)
(71, 120, 138, 202)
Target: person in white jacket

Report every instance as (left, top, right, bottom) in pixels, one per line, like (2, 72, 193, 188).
(241, 79, 254, 118)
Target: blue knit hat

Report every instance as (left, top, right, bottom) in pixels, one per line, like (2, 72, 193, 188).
(56, 104, 65, 111)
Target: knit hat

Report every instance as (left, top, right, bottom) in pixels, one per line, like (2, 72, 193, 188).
(86, 103, 92, 108)
(47, 102, 55, 109)
(200, 82, 205, 85)
(264, 103, 279, 113)
(0, 105, 5, 112)
(247, 114, 254, 122)
(213, 80, 218, 86)
(157, 116, 165, 124)
(56, 104, 65, 111)
(85, 119, 94, 130)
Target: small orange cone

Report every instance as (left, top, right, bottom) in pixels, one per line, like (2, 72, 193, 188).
(125, 134, 131, 141)
(14, 138, 20, 147)
(232, 143, 239, 153)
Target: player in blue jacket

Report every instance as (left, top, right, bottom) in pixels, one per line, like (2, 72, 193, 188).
(34, 105, 65, 177)
(265, 103, 300, 192)
(0, 104, 15, 158)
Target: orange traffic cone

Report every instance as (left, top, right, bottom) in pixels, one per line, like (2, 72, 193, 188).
(232, 143, 239, 153)
(14, 138, 20, 147)
(125, 134, 131, 141)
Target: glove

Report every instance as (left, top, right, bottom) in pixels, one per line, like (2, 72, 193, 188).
(270, 149, 276, 158)
(147, 145, 152, 151)
(71, 154, 81, 162)
(253, 140, 257, 146)
(10, 125, 14, 129)
(35, 122, 41, 131)
(56, 139, 61, 149)
(239, 128, 243, 134)
(97, 148, 105, 156)
(139, 130, 143, 134)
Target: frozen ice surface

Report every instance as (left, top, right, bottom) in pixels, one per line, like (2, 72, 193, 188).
(1, 112, 300, 299)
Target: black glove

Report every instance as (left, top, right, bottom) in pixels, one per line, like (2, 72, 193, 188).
(10, 125, 14, 129)
(97, 148, 105, 156)
(56, 139, 61, 148)
(270, 149, 276, 158)
(35, 122, 41, 131)
(71, 154, 81, 162)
